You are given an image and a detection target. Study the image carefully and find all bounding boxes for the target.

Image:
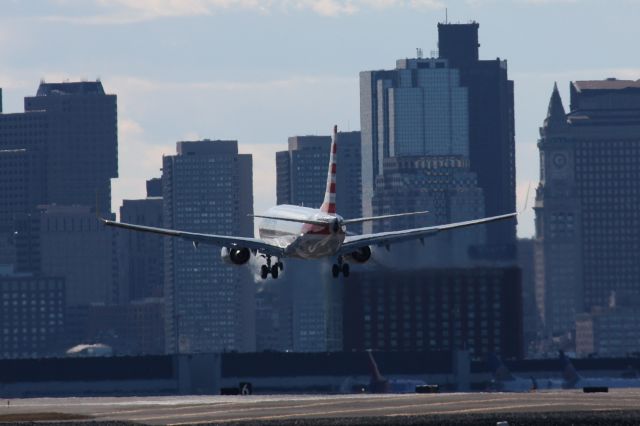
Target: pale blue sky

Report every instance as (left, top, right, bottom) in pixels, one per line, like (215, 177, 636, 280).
(1, 0, 638, 237)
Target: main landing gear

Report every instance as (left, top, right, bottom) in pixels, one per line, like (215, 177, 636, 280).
(332, 256, 350, 278)
(260, 255, 283, 280)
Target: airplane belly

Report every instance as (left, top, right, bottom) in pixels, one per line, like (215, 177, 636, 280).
(257, 206, 345, 259)
(284, 233, 344, 259)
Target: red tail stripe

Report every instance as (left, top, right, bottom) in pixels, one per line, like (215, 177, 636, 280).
(329, 183, 336, 193)
(331, 164, 337, 174)
(332, 143, 337, 154)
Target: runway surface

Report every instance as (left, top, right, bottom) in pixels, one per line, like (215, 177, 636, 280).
(2, 389, 640, 425)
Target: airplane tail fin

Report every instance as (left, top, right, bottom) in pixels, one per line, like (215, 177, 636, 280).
(560, 350, 580, 386)
(320, 125, 338, 215)
(488, 352, 515, 381)
(367, 350, 385, 383)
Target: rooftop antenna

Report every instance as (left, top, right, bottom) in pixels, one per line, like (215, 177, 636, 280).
(445, 7, 448, 24)
(416, 48, 423, 59)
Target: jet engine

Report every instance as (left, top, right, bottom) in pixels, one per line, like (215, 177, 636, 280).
(221, 247, 251, 265)
(345, 246, 372, 263)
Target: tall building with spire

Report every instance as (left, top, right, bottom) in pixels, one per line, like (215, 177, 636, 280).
(535, 79, 640, 338)
(534, 83, 583, 336)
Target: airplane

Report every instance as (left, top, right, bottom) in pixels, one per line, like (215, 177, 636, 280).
(102, 125, 517, 279)
(560, 351, 640, 389)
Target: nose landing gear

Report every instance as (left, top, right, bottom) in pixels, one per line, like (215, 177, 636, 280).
(260, 255, 283, 279)
(332, 256, 350, 278)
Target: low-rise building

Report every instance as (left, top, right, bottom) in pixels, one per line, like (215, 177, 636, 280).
(0, 273, 65, 359)
(344, 267, 523, 359)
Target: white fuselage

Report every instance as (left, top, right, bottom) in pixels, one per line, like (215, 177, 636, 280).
(258, 205, 346, 259)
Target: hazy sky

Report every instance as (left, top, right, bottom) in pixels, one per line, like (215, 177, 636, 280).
(1, 0, 638, 237)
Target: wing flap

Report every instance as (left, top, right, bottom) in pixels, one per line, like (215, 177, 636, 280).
(339, 212, 517, 254)
(102, 219, 284, 256)
(250, 214, 328, 226)
(342, 210, 429, 225)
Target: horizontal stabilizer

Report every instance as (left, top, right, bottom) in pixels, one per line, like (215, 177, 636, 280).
(250, 214, 329, 226)
(342, 211, 429, 225)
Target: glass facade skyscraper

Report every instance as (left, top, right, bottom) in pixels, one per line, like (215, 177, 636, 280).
(361, 24, 516, 253)
(360, 59, 469, 231)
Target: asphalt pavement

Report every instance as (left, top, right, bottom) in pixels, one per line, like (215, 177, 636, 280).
(2, 388, 640, 425)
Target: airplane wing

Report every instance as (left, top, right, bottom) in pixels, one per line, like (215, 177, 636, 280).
(102, 219, 285, 256)
(338, 212, 517, 254)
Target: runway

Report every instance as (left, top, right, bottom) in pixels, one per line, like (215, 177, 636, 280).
(2, 389, 640, 425)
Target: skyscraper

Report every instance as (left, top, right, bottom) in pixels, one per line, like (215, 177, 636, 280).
(163, 140, 255, 353)
(535, 79, 640, 337)
(360, 57, 470, 231)
(360, 23, 516, 254)
(0, 149, 28, 265)
(119, 179, 164, 302)
(438, 23, 516, 258)
(276, 131, 362, 230)
(0, 81, 118, 270)
(273, 132, 360, 352)
(372, 155, 485, 266)
(24, 81, 118, 211)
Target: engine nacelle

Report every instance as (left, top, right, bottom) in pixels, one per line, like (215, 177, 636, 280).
(345, 246, 372, 264)
(221, 246, 251, 265)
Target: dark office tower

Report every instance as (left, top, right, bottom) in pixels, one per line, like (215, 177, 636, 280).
(119, 179, 164, 301)
(163, 140, 255, 353)
(0, 149, 28, 265)
(437, 23, 479, 67)
(343, 268, 523, 359)
(517, 238, 538, 356)
(24, 81, 117, 211)
(146, 177, 162, 197)
(535, 79, 640, 337)
(0, 112, 48, 217)
(437, 23, 516, 259)
(276, 131, 362, 232)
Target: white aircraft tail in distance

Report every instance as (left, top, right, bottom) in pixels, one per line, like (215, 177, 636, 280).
(103, 125, 517, 279)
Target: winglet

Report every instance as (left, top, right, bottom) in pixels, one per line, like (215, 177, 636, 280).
(519, 182, 533, 214)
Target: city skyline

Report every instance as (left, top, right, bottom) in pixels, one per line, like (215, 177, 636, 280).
(1, 1, 638, 238)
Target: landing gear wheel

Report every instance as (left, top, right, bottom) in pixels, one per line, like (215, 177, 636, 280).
(342, 263, 350, 278)
(271, 264, 279, 279)
(260, 265, 269, 280)
(277, 262, 284, 271)
(332, 264, 340, 278)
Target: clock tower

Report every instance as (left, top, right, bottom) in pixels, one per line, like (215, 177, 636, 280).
(534, 83, 583, 337)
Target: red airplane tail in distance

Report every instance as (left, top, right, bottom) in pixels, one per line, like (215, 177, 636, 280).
(367, 351, 390, 393)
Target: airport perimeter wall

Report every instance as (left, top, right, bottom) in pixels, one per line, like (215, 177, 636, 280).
(2, 351, 640, 397)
